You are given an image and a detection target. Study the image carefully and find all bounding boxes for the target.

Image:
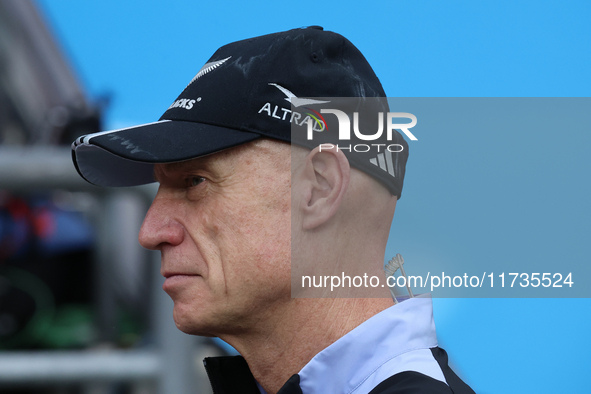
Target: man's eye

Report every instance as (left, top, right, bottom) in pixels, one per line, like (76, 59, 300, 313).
(187, 176, 205, 187)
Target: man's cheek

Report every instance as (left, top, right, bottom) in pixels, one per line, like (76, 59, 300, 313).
(192, 204, 226, 238)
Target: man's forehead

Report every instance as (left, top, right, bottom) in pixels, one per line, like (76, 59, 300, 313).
(153, 139, 292, 182)
(162, 154, 219, 171)
(153, 150, 233, 181)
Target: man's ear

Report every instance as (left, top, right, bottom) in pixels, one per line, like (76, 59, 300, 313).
(300, 146, 350, 230)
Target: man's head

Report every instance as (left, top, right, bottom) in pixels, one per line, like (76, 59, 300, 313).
(71, 26, 409, 333)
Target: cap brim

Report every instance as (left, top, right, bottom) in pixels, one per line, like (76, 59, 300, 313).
(72, 120, 261, 187)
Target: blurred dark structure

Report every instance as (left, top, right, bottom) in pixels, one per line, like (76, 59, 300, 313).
(0, 2, 220, 393)
(0, 0, 102, 352)
(0, 0, 102, 146)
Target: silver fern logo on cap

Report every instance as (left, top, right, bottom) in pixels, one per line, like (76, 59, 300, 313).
(188, 56, 232, 86)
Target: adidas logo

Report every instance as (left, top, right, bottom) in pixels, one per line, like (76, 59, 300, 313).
(369, 150, 396, 177)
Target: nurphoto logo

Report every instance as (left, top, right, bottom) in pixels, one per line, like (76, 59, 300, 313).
(306, 110, 418, 141)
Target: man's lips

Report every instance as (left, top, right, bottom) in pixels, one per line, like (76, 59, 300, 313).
(161, 269, 201, 278)
(161, 272, 200, 292)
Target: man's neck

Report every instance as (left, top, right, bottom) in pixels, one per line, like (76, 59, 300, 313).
(219, 297, 393, 394)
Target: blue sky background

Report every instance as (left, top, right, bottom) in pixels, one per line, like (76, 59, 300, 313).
(36, 0, 590, 392)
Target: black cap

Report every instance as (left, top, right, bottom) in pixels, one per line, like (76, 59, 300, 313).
(71, 27, 409, 196)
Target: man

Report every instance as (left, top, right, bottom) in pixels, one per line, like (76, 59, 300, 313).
(72, 27, 475, 393)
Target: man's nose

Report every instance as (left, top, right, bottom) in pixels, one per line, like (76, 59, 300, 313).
(138, 192, 185, 250)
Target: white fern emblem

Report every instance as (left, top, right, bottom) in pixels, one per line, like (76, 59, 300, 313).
(188, 56, 231, 86)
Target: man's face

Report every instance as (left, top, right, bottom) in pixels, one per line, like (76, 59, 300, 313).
(138, 140, 292, 336)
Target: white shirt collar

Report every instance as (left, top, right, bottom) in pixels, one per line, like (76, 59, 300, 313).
(297, 295, 441, 394)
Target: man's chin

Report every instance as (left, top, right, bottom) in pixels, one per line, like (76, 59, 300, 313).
(172, 307, 218, 337)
